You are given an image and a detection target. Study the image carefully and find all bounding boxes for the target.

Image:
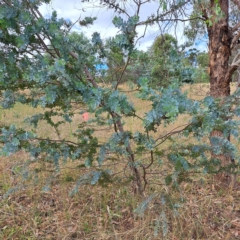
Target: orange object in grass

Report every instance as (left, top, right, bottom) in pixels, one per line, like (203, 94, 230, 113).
(82, 112, 89, 122)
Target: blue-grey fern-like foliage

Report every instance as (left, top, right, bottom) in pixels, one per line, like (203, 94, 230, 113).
(1, 1, 240, 238)
(0, 0, 240, 205)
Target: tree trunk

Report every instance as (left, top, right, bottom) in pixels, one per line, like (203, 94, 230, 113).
(83, 65, 144, 195)
(207, 0, 235, 188)
(208, 0, 231, 98)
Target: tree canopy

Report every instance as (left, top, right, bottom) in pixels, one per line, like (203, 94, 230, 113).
(1, 0, 240, 221)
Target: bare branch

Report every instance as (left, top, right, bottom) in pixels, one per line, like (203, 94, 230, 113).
(99, 0, 130, 17)
(136, 1, 202, 26)
(231, 51, 240, 67)
(232, 0, 240, 11)
(225, 52, 240, 83)
(231, 22, 240, 33)
(84, 66, 99, 88)
(134, 24, 148, 47)
(67, 16, 81, 34)
(231, 30, 240, 49)
(32, 138, 79, 146)
(34, 6, 44, 19)
(155, 124, 191, 148)
(114, 56, 130, 90)
(139, 17, 205, 26)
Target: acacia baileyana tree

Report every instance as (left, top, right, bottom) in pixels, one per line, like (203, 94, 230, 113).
(0, 0, 240, 197)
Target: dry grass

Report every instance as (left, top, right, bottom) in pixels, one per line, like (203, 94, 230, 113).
(0, 83, 240, 239)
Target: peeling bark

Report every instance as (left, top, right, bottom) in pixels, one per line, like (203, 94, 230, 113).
(208, 1, 231, 98)
(207, 0, 236, 188)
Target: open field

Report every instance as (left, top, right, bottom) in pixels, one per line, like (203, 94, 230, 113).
(1, 83, 240, 239)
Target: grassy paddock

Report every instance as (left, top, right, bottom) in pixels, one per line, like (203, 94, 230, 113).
(1, 83, 240, 239)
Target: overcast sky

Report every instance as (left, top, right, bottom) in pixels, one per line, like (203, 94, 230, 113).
(39, 0, 207, 51)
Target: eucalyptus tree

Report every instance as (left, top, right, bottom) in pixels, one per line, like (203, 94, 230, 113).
(149, 33, 195, 86)
(189, 0, 240, 185)
(149, 33, 179, 86)
(90, 0, 240, 186)
(1, 0, 240, 200)
(103, 38, 150, 84)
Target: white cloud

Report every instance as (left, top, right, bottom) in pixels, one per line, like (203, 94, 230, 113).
(39, 1, 206, 52)
(39, 0, 164, 51)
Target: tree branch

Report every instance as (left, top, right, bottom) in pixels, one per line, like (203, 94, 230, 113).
(98, 0, 130, 17)
(155, 124, 190, 148)
(32, 138, 79, 146)
(231, 51, 240, 66)
(232, 0, 240, 11)
(114, 56, 130, 90)
(231, 22, 240, 33)
(230, 30, 240, 49)
(136, 0, 201, 26)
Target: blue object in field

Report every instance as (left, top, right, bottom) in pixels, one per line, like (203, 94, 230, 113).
(96, 64, 108, 70)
